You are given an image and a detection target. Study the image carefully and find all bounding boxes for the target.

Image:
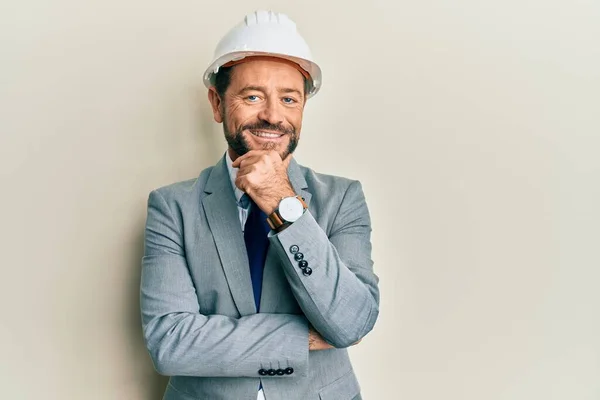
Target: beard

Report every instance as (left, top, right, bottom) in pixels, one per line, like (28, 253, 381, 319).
(223, 116, 299, 159)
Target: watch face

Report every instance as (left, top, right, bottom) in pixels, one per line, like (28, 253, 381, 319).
(279, 197, 304, 222)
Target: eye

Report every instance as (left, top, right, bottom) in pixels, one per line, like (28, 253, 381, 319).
(246, 95, 260, 102)
(282, 97, 297, 104)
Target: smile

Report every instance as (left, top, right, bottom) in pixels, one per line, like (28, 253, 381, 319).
(250, 130, 285, 139)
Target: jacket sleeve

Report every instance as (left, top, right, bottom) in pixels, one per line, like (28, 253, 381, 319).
(268, 180, 380, 348)
(141, 189, 309, 377)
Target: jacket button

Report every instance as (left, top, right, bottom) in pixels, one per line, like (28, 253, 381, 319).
(276, 369, 285, 375)
(302, 266, 313, 276)
(294, 252, 304, 261)
(284, 367, 294, 375)
(298, 260, 308, 268)
(268, 369, 276, 376)
(290, 245, 299, 254)
(258, 369, 267, 376)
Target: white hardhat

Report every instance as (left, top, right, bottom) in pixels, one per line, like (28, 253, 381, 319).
(203, 10, 322, 98)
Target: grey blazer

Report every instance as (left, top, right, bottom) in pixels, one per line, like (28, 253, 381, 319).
(141, 156, 380, 400)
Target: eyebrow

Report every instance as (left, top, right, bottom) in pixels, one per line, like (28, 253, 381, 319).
(239, 85, 303, 98)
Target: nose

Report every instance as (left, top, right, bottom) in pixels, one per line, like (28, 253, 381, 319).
(256, 97, 284, 126)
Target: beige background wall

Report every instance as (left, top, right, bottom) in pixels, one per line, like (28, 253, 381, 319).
(1, 0, 599, 399)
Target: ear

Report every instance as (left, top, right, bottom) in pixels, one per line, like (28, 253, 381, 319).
(207, 87, 223, 123)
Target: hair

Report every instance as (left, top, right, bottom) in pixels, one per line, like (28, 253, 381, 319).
(213, 65, 312, 98)
(214, 66, 234, 98)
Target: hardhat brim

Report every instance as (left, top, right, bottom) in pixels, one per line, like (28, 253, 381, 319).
(203, 51, 322, 98)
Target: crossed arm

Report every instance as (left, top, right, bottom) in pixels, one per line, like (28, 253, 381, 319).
(141, 179, 379, 377)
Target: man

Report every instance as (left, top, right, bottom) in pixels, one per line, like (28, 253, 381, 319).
(141, 10, 379, 400)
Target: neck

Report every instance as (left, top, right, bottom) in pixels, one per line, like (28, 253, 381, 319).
(227, 148, 241, 162)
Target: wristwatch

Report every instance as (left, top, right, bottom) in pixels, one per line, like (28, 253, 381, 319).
(267, 195, 308, 231)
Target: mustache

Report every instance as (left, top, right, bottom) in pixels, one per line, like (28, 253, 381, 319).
(239, 121, 295, 136)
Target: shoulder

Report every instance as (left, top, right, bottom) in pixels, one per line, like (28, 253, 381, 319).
(296, 163, 370, 233)
(298, 163, 362, 198)
(296, 163, 368, 223)
(147, 165, 214, 207)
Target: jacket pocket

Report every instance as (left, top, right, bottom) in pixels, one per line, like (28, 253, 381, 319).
(318, 369, 361, 400)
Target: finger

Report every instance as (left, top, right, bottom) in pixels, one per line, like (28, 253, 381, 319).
(237, 156, 265, 170)
(235, 175, 249, 192)
(235, 166, 256, 179)
(232, 150, 268, 168)
(240, 155, 279, 174)
(234, 155, 268, 171)
(236, 166, 264, 183)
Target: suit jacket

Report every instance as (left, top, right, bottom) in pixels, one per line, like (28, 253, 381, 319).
(141, 155, 380, 400)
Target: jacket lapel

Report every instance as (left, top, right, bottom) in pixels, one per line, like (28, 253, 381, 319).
(202, 155, 312, 315)
(202, 156, 256, 316)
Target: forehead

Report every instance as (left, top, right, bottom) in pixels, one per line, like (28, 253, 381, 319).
(229, 59, 305, 91)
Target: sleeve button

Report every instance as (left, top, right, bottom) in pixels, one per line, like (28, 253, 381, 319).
(294, 252, 304, 261)
(284, 367, 294, 375)
(302, 266, 313, 276)
(276, 369, 285, 375)
(298, 260, 308, 269)
(259, 369, 267, 376)
(289, 245, 299, 254)
(268, 369, 276, 376)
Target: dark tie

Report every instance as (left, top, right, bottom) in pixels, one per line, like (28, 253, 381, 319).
(243, 196, 271, 312)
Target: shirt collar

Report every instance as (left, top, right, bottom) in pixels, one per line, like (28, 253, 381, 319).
(225, 151, 246, 204)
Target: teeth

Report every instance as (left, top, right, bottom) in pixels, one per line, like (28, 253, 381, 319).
(252, 131, 281, 138)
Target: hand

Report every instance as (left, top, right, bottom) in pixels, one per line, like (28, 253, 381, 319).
(309, 326, 363, 351)
(309, 326, 334, 351)
(232, 150, 295, 215)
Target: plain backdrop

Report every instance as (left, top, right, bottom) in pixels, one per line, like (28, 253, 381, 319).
(1, 0, 599, 399)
